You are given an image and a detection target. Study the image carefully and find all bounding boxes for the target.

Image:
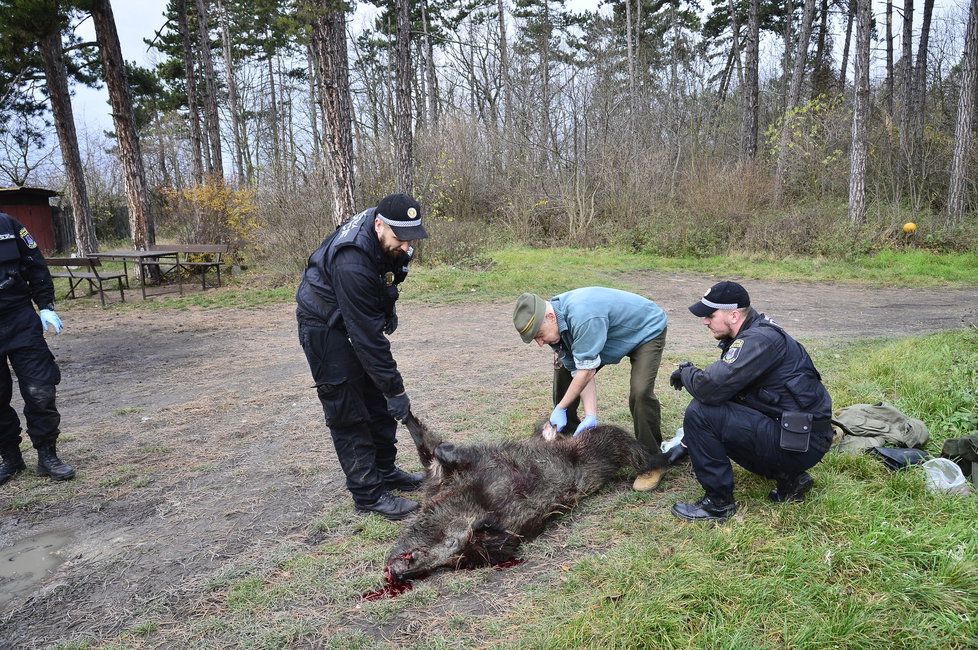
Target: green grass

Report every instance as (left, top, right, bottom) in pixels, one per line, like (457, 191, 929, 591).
(122, 328, 978, 648)
(49, 247, 978, 312)
(501, 328, 978, 649)
(406, 247, 978, 303)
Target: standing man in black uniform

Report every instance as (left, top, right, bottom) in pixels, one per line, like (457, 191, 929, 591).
(669, 281, 832, 522)
(296, 193, 427, 520)
(0, 212, 76, 486)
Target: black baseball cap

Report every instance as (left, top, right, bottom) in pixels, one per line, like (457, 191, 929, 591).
(376, 193, 428, 241)
(689, 281, 750, 317)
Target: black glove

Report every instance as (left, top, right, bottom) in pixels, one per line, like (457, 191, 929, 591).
(386, 392, 411, 421)
(670, 361, 694, 391)
(384, 311, 398, 335)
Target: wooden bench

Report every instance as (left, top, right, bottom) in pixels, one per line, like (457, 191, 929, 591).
(150, 244, 229, 289)
(46, 257, 127, 307)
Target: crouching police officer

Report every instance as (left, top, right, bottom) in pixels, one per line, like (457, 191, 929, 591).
(296, 194, 427, 520)
(1, 212, 75, 486)
(669, 281, 831, 522)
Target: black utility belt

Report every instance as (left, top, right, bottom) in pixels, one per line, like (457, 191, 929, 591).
(778, 412, 831, 453)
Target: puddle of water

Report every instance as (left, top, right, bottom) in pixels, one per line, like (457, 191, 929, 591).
(0, 530, 73, 608)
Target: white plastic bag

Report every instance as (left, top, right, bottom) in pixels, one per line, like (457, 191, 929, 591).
(661, 427, 685, 453)
(921, 458, 969, 494)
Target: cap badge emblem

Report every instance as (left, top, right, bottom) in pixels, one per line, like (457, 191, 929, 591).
(407, 207, 417, 218)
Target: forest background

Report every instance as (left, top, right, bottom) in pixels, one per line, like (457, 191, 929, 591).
(0, 0, 977, 274)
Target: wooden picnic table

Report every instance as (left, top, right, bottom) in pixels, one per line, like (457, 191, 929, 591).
(90, 249, 184, 300)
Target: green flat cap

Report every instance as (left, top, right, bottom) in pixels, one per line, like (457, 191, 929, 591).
(514, 292, 546, 343)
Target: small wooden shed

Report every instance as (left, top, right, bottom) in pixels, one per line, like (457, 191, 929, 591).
(0, 187, 59, 253)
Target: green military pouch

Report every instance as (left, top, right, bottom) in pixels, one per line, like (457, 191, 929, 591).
(780, 411, 812, 453)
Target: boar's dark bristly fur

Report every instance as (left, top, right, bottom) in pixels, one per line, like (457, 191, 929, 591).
(387, 419, 664, 580)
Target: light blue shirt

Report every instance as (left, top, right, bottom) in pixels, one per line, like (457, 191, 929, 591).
(551, 287, 667, 371)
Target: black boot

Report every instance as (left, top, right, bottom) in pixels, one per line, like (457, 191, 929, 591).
(768, 472, 814, 502)
(355, 493, 419, 521)
(381, 466, 425, 492)
(37, 443, 76, 481)
(0, 447, 27, 486)
(671, 494, 737, 522)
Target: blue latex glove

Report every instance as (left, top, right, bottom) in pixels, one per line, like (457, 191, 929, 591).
(573, 415, 599, 437)
(549, 406, 568, 432)
(39, 309, 63, 335)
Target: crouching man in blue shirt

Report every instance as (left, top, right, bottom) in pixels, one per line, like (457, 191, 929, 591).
(513, 287, 669, 491)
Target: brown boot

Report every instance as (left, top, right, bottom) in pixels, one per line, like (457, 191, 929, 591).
(633, 467, 666, 491)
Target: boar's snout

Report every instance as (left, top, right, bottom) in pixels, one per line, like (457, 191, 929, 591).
(386, 552, 416, 581)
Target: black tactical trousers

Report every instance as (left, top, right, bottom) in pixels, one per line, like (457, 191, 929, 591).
(299, 321, 398, 505)
(683, 399, 828, 502)
(0, 306, 62, 451)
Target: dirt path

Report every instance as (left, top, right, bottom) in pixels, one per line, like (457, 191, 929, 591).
(1, 272, 976, 646)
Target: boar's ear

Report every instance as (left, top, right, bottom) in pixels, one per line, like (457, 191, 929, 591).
(434, 443, 466, 474)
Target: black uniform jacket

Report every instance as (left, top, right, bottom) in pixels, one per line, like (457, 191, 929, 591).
(679, 309, 832, 420)
(0, 212, 54, 315)
(296, 209, 410, 398)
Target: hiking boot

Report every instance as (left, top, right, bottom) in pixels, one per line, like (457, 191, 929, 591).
(355, 493, 419, 521)
(671, 495, 737, 522)
(0, 447, 27, 486)
(381, 466, 425, 492)
(768, 472, 814, 503)
(633, 467, 667, 491)
(37, 444, 76, 481)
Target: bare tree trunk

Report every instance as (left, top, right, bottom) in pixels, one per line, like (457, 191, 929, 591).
(39, 30, 97, 255)
(910, 0, 935, 137)
(839, 0, 855, 90)
(742, 0, 760, 158)
(195, 0, 223, 178)
(395, 0, 413, 193)
(217, 0, 245, 185)
(775, 0, 817, 200)
(89, 0, 153, 251)
(811, 0, 830, 97)
(848, 0, 871, 227)
(307, 42, 322, 165)
(781, 1, 794, 111)
(885, 0, 894, 113)
(947, 0, 978, 224)
(267, 51, 281, 174)
(625, 0, 636, 110)
(728, 0, 743, 87)
(497, 0, 511, 144)
(899, 0, 914, 135)
(422, 0, 439, 127)
(310, 5, 356, 224)
(176, 0, 204, 184)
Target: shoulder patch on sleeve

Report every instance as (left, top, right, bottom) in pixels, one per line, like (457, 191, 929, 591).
(722, 338, 744, 363)
(18, 227, 37, 248)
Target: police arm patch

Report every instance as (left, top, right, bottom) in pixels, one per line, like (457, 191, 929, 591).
(19, 227, 37, 248)
(722, 339, 744, 363)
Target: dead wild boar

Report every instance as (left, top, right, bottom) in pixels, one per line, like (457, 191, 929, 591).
(387, 417, 663, 580)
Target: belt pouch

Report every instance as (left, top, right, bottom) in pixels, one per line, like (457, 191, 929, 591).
(780, 411, 812, 452)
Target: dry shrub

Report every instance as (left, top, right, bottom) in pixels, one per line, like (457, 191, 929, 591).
(162, 179, 259, 253)
(254, 171, 336, 274)
(680, 160, 773, 223)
